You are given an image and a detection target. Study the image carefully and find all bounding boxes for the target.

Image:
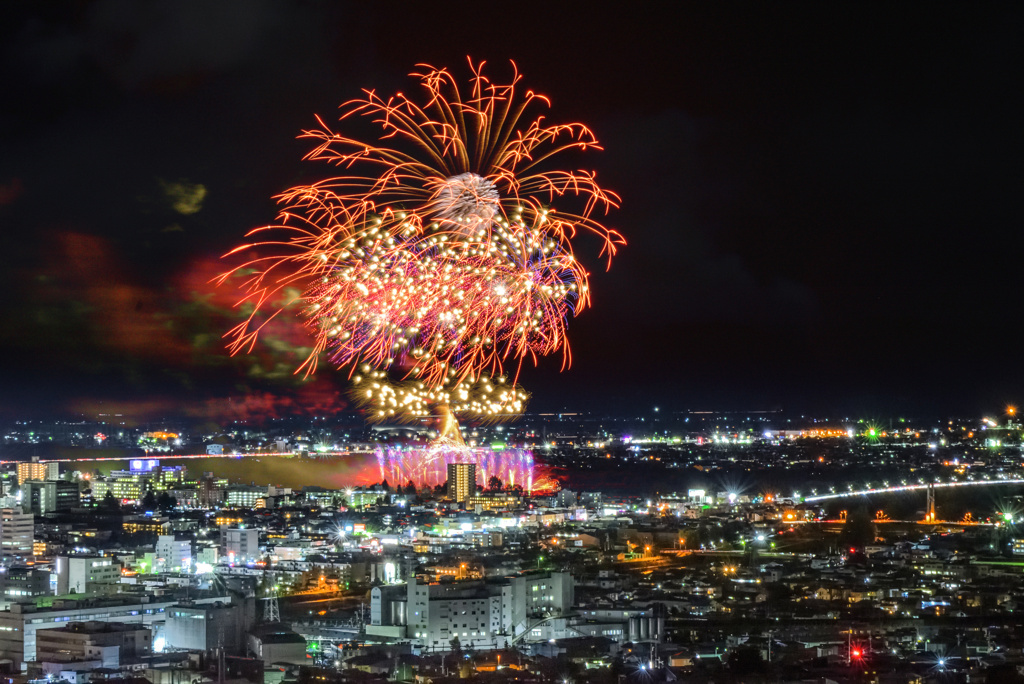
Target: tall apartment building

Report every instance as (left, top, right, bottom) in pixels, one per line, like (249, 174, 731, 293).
(369, 571, 573, 650)
(446, 462, 476, 503)
(21, 480, 79, 515)
(0, 508, 34, 562)
(16, 460, 59, 486)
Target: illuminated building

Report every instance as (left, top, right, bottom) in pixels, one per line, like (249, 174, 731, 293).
(0, 593, 233, 667)
(369, 572, 573, 649)
(213, 515, 244, 527)
(423, 563, 484, 581)
(90, 465, 186, 504)
(21, 480, 79, 514)
(0, 508, 34, 562)
(346, 488, 388, 509)
(122, 519, 167, 535)
(447, 463, 477, 504)
(198, 473, 228, 506)
(0, 566, 49, 601)
(221, 527, 259, 564)
(155, 535, 193, 572)
(303, 486, 341, 507)
(16, 460, 58, 486)
(225, 486, 265, 508)
(465, 493, 520, 512)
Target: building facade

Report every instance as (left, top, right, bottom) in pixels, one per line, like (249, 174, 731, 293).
(16, 461, 59, 486)
(369, 571, 573, 650)
(0, 508, 34, 562)
(35, 621, 152, 666)
(22, 481, 79, 515)
(155, 535, 192, 572)
(0, 566, 50, 603)
(447, 463, 477, 503)
(221, 527, 260, 563)
(0, 594, 233, 668)
(55, 556, 121, 595)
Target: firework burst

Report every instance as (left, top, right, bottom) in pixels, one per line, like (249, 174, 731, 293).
(222, 59, 621, 483)
(376, 445, 559, 493)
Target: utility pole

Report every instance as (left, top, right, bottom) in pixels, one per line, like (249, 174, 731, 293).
(217, 626, 226, 684)
(263, 577, 280, 623)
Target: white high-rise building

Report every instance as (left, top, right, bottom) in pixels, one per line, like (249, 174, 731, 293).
(0, 508, 34, 562)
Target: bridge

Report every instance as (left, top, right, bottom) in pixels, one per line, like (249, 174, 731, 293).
(0, 450, 358, 464)
(803, 478, 1024, 503)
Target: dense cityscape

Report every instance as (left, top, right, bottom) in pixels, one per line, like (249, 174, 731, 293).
(0, 409, 1023, 683)
(5, 4, 1024, 684)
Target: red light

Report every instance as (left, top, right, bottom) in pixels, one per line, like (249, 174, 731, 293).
(852, 649, 862, 659)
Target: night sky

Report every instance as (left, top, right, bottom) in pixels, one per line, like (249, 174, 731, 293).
(2, 3, 1022, 421)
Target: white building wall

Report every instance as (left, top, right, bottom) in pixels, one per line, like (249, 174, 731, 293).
(223, 528, 259, 563)
(155, 536, 192, 571)
(55, 557, 120, 595)
(394, 573, 572, 651)
(0, 508, 34, 561)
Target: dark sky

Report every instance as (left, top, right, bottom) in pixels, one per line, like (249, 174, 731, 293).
(2, 2, 1022, 421)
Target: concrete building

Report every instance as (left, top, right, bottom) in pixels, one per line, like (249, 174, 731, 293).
(22, 480, 79, 514)
(369, 571, 573, 650)
(447, 463, 476, 503)
(36, 621, 151, 667)
(0, 566, 50, 604)
(225, 486, 266, 508)
(347, 488, 388, 509)
(16, 460, 59, 485)
(247, 624, 307, 665)
(198, 473, 227, 507)
(155, 535, 192, 572)
(164, 600, 255, 654)
(55, 556, 121, 595)
(0, 508, 34, 562)
(0, 593, 232, 668)
(89, 465, 186, 504)
(221, 527, 259, 563)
